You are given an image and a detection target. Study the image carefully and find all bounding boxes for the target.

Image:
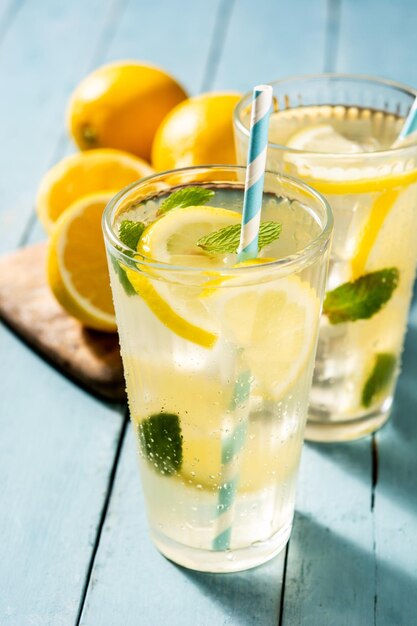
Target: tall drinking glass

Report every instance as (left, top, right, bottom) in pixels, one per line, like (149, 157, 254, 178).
(235, 75, 417, 442)
(103, 165, 332, 572)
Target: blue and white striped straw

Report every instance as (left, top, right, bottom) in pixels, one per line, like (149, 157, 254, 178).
(237, 84, 273, 262)
(398, 97, 417, 140)
(212, 85, 273, 552)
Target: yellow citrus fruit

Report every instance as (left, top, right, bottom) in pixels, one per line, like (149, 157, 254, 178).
(47, 191, 117, 332)
(151, 92, 242, 171)
(123, 205, 242, 348)
(36, 148, 153, 233)
(67, 61, 187, 160)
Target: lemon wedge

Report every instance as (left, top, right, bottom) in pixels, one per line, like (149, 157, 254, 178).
(47, 191, 117, 331)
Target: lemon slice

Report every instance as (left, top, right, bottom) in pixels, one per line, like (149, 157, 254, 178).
(204, 274, 319, 400)
(286, 123, 364, 153)
(37, 148, 154, 233)
(124, 268, 217, 349)
(47, 191, 117, 332)
(137, 205, 241, 266)
(284, 124, 417, 280)
(124, 205, 241, 348)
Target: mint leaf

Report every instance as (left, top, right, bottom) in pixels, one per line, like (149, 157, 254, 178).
(110, 256, 136, 296)
(119, 220, 145, 250)
(113, 221, 145, 296)
(362, 353, 396, 408)
(197, 221, 282, 254)
(323, 268, 399, 324)
(139, 413, 183, 475)
(158, 186, 215, 214)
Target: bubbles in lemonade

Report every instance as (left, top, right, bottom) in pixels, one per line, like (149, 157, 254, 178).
(105, 179, 330, 571)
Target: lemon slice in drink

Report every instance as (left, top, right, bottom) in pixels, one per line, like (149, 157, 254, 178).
(286, 123, 364, 154)
(204, 272, 319, 400)
(124, 205, 241, 348)
(137, 205, 241, 266)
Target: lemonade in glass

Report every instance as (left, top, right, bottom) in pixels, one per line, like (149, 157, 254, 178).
(103, 166, 332, 572)
(235, 75, 417, 441)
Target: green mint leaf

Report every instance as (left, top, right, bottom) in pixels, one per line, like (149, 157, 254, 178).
(362, 353, 397, 408)
(323, 268, 399, 324)
(197, 221, 282, 254)
(159, 186, 215, 214)
(110, 256, 136, 296)
(139, 413, 183, 475)
(119, 220, 145, 250)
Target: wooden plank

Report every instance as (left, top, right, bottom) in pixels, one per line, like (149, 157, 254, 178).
(0, 1, 127, 624)
(0, 323, 125, 625)
(25, 0, 225, 246)
(212, 0, 328, 91)
(336, 5, 417, 623)
(0, 0, 125, 253)
(79, 428, 284, 626)
(337, 0, 417, 85)
(282, 442, 375, 625)
(373, 296, 417, 625)
(99, 0, 222, 95)
(0, 0, 23, 45)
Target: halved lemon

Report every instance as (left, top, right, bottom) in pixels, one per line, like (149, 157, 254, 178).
(47, 191, 117, 332)
(37, 148, 154, 233)
(123, 205, 242, 348)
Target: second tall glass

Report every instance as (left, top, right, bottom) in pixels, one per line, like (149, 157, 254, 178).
(235, 75, 417, 441)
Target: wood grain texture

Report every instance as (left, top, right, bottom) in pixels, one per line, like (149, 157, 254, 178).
(0, 322, 125, 626)
(282, 442, 375, 625)
(0, 243, 125, 401)
(336, 5, 417, 624)
(1, 1, 417, 625)
(212, 0, 328, 91)
(0, 1, 127, 624)
(337, 0, 417, 85)
(372, 297, 417, 625)
(80, 428, 284, 626)
(0, 0, 126, 254)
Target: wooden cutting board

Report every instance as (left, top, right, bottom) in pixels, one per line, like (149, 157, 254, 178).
(0, 242, 126, 401)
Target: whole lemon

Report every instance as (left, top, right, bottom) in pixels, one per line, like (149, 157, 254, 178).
(67, 61, 187, 161)
(151, 92, 242, 171)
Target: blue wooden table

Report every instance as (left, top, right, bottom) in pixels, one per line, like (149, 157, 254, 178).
(1, 1, 416, 624)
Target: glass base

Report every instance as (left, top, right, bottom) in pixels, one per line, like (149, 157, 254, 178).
(150, 522, 292, 573)
(305, 405, 391, 442)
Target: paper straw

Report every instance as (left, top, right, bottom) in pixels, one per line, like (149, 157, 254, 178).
(212, 360, 251, 551)
(237, 85, 273, 262)
(398, 97, 417, 140)
(212, 85, 272, 552)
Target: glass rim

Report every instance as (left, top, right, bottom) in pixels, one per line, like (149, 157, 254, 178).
(102, 164, 333, 276)
(234, 72, 417, 159)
